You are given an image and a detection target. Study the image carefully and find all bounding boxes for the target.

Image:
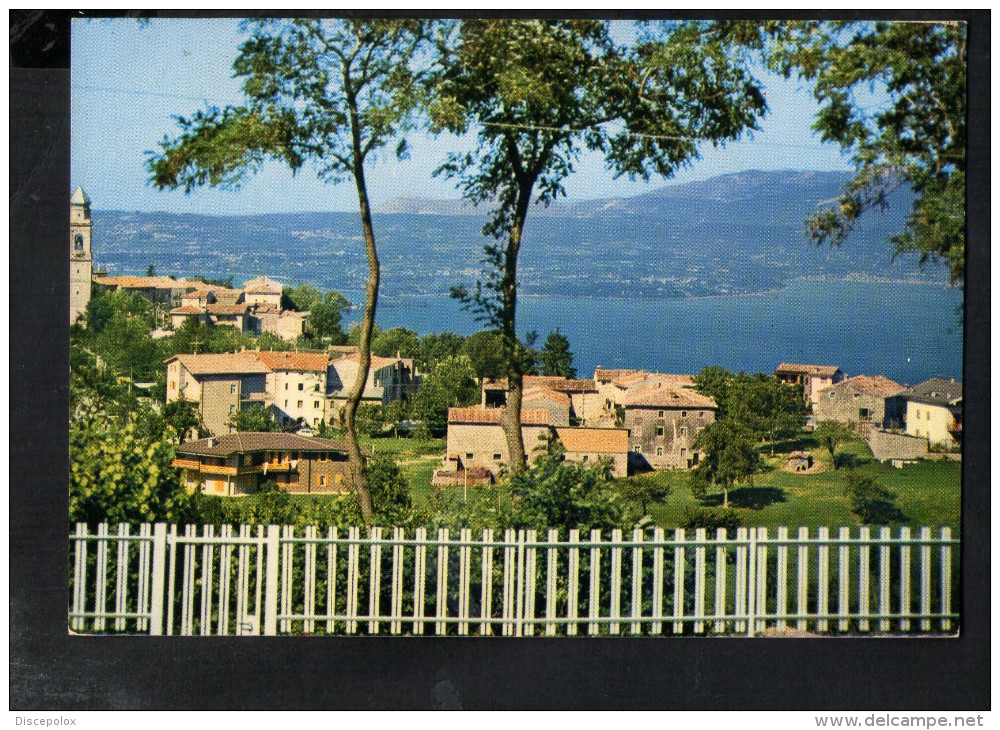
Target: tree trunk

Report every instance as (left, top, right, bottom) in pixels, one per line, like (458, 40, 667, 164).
(498, 180, 534, 474)
(341, 92, 377, 524)
(723, 484, 729, 509)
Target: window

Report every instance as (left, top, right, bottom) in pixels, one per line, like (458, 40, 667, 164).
(230, 384, 237, 394)
(699, 411, 705, 417)
(493, 453, 502, 461)
(655, 447, 663, 456)
(927, 411, 932, 420)
(681, 411, 687, 418)
(915, 408, 921, 418)
(169, 381, 176, 391)
(314, 401, 320, 409)
(296, 400, 303, 409)
(313, 418, 319, 425)
(657, 410, 664, 418)
(298, 383, 304, 391)
(582, 455, 589, 462)
(285, 383, 288, 390)
(314, 384, 320, 392)
(679, 426, 687, 438)
(465, 452, 474, 460)
(829, 391, 836, 399)
(656, 426, 664, 437)
(284, 400, 288, 408)
(633, 446, 641, 453)
(319, 475, 327, 487)
(859, 408, 873, 421)
(74, 233, 84, 250)
(229, 405, 236, 414)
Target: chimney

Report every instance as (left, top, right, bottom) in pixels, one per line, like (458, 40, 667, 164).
(207, 437, 215, 448)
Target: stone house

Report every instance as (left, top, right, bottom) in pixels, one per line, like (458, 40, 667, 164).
(242, 275, 284, 308)
(593, 367, 696, 423)
(249, 306, 307, 341)
(327, 352, 421, 408)
(812, 375, 906, 436)
(172, 432, 352, 496)
(902, 378, 962, 448)
(165, 352, 271, 436)
(621, 384, 718, 470)
(441, 406, 629, 478)
(521, 385, 572, 426)
(775, 363, 844, 405)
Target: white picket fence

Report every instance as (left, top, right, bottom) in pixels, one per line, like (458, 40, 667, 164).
(69, 523, 958, 637)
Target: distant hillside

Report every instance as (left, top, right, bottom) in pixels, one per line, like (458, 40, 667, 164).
(92, 169, 940, 301)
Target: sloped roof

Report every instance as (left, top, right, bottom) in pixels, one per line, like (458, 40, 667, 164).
(207, 304, 250, 315)
(837, 375, 905, 399)
(554, 427, 628, 454)
(70, 186, 90, 205)
(775, 363, 842, 377)
(593, 367, 647, 383)
(176, 432, 349, 457)
(257, 350, 329, 372)
(93, 275, 183, 290)
(903, 378, 963, 406)
(243, 276, 284, 293)
(166, 352, 271, 375)
(621, 384, 717, 409)
(170, 306, 204, 315)
(447, 407, 549, 425)
(331, 352, 412, 370)
(485, 376, 597, 393)
(522, 387, 572, 407)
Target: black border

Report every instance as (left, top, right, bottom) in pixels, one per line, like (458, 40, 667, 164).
(10, 10, 990, 710)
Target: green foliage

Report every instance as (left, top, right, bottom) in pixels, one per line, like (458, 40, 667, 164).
(70, 409, 193, 526)
(813, 420, 855, 468)
(693, 367, 805, 443)
(411, 355, 480, 434)
(230, 405, 280, 433)
(256, 331, 295, 352)
(306, 291, 351, 344)
(84, 289, 154, 334)
(283, 283, 321, 311)
(617, 475, 671, 516)
(163, 399, 202, 440)
(844, 472, 905, 525)
(366, 454, 416, 526)
(188, 274, 234, 288)
(371, 327, 420, 359)
(538, 327, 577, 378)
(690, 420, 762, 508)
(162, 317, 256, 357)
(461, 330, 506, 380)
(756, 21, 967, 284)
(682, 507, 743, 535)
(507, 435, 628, 533)
(355, 403, 387, 438)
(417, 331, 466, 370)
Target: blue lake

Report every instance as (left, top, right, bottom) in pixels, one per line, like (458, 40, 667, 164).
(357, 279, 963, 386)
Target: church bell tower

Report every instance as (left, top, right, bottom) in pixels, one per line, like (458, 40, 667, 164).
(70, 186, 93, 325)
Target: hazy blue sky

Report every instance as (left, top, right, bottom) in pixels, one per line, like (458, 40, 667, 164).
(72, 18, 854, 216)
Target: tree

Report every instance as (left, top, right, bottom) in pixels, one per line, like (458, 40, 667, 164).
(70, 409, 193, 526)
(617, 475, 670, 516)
(365, 454, 415, 526)
(741, 21, 967, 284)
(371, 326, 420, 359)
(813, 420, 854, 469)
(230, 404, 280, 433)
(355, 402, 386, 437)
(538, 327, 577, 378)
(285, 283, 322, 311)
(507, 434, 627, 532)
(306, 291, 351, 344)
(460, 330, 507, 381)
(433, 20, 767, 471)
(844, 472, 905, 525)
(690, 419, 761, 508)
(148, 19, 438, 523)
(412, 354, 480, 434)
(417, 331, 466, 371)
(693, 367, 805, 448)
(163, 398, 202, 441)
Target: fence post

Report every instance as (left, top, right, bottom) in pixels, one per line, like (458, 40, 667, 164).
(263, 524, 280, 636)
(149, 523, 168, 636)
(746, 526, 757, 637)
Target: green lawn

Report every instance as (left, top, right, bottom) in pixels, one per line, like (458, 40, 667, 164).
(343, 435, 961, 532)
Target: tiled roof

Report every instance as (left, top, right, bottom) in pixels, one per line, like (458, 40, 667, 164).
(640, 373, 696, 388)
(448, 407, 550, 425)
(332, 352, 412, 370)
(522, 387, 572, 407)
(621, 384, 717, 409)
(554, 427, 628, 454)
(93, 275, 182, 290)
(243, 276, 284, 293)
(594, 367, 647, 384)
(166, 352, 271, 375)
(170, 306, 204, 315)
(837, 375, 905, 399)
(775, 363, 841, 377)
(207, 304, 249, 315)
(176, 432, 349, 457)
(557, 379, 598, 393)
(903, 378, 962, 406)
(257, 351, 329, 372)
(484, 376, 598, 393)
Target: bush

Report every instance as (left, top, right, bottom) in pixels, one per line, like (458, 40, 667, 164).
(682, 507, 743, 536)
(844, 472, 906, 525)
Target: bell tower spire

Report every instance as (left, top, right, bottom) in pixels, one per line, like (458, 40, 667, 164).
(70, 186, 93, 325)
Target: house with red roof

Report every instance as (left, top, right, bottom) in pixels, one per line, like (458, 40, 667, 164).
(812, 374, 906, 435)
(774, 363, 844, 405)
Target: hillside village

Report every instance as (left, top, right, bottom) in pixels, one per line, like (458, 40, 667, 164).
(71, 188, 962, 501)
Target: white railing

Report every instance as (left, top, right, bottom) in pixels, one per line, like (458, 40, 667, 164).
(69, 523, 958, 637)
